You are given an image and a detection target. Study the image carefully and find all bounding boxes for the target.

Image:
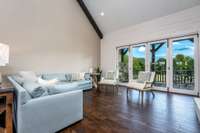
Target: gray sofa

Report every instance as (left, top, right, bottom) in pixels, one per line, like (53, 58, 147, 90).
(8, 73, 92, 133)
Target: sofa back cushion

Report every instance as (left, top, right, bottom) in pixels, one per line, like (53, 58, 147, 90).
(42, 73, 66, 81)
(71, 73, 85, 81)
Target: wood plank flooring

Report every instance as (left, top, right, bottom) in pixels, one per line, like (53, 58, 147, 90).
(59, 87, 200, 133)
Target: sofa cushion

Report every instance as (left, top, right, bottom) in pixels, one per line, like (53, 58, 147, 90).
(74, 80, 91, 86)
(38, 77, 58, 86)
(22, 81, 48, 98)
(42, 74, 66, 81)
(74, 80, 92, 90)
(18, 71, 38, 82)
(47, 82, 79, 95)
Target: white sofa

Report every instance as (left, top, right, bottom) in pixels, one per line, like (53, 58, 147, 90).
(8, 73, 87, 133)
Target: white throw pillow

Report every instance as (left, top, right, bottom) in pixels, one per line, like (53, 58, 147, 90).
(71, 73, 79, 81)
(38, 77, 58, 87)
(18, 71, 38, 82)
(79, 72, 85, 80)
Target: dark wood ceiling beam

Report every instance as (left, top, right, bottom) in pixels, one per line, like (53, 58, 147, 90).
(76, 0, 103, 39)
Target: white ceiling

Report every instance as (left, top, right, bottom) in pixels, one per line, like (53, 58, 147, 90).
(83, 0, 200, 34)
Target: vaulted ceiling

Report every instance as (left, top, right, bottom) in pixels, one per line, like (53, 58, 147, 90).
(83, 0, 200, 34)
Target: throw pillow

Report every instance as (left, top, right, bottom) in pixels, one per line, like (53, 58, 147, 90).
(79, 72, 85, 80)
(71, 73, 80, 81)
(18, 71, 38, 82)
(38, 77, 58, 87)
(23, 81, 48, 98)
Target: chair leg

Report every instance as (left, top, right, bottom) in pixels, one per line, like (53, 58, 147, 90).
(127, 88, 129, 100)
(113, 85, 115, 95)
(141, 91, 144, 104)
(117, 85, 119, 94)
(151, 90, 155, 98)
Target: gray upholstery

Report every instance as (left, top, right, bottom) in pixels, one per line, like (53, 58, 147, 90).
(8, 73, 92, 133)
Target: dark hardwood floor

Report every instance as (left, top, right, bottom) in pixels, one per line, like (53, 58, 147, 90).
(59, 87, 200, 133)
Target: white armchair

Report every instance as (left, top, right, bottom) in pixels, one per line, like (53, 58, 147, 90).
(98, 71, 118, 92)
(126, 71, 155, 101)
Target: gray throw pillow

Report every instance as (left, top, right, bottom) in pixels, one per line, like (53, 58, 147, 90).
(23, 81, 48, 98)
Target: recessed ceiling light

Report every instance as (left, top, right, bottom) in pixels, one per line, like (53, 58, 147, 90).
(100, 12, 104, 16)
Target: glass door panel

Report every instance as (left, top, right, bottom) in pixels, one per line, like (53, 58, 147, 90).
(172, 38, 195, 90)
(132, 45, 145, 79)
(150, 42, 167, 87)
(117, 47, 129, 82)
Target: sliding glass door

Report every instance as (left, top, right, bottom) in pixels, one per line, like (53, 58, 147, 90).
(169, 36, 198, 95)
(117, 47, 129, 82)
(116, 35, 198, 95)
(149, 41, 167, 88)
(131, 45, 146, 79)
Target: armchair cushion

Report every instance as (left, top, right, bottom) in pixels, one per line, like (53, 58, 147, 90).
(99, 79, 117, 85)
(127, 82, 146, 90)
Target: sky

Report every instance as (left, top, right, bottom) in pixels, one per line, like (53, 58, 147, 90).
(131, 39, 194, 61)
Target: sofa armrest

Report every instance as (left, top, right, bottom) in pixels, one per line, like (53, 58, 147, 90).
(19, 90, 83, 133)
(8, 76, 31, 105)
(84, 73, 92, 80)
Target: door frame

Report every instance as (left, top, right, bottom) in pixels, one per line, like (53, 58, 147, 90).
(147, 40, 168, 91)
(116, 46, 130, 82)
(115, 33, 199, 96)
(168, 35, 199, 95)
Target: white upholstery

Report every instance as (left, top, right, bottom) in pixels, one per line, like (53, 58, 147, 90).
(99, 71, 117, 85)
(127, 71, 155, 90)
(99, 79, 117, 85)
(126, 81, 146, 90)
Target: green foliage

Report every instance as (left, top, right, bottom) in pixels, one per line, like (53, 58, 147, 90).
(132, 57, 145, 79)
(118, 62, 129, 82)
(95, 66, 102, 82)
(173, 54, 194, 71)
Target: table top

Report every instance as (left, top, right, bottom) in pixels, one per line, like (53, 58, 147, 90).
(0, 82, 14, 93)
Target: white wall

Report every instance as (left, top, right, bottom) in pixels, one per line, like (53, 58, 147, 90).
(101, 5, 200, 72)
(0, 0, 100, 76)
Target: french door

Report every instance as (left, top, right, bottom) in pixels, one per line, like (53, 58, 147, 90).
(116, 46, 129, 82)
(116, 34, 199, 95)
(168, 35, 199, 95)
(148, 40, 168, 91)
